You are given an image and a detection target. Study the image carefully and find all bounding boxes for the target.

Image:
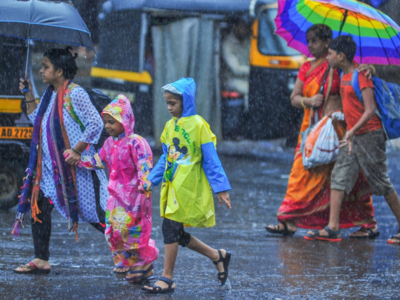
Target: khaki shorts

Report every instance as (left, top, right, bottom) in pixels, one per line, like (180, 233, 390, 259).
(331, 129, 394, 196)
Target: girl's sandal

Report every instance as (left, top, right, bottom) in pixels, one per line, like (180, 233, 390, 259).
(126, 264, 155, 283)
(212, 249, 231, 286)
(113, 262, 131, 274)
(142, 276, 175, 294)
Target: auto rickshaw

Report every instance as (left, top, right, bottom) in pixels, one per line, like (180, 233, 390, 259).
(91, 0, 305, 144)
(0, 37, 33, 209)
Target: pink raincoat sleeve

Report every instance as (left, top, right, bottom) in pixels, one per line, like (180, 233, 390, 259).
(129, 136, 153, 194)
(75, 138, 111, 170)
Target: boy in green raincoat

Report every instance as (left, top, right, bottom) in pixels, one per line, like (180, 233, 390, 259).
(142, 78, 232, 294)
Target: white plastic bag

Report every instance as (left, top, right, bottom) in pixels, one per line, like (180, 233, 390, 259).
(302, 112, 343, 169)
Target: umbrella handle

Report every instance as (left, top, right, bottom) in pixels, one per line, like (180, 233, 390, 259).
(22, 81, 29, 93)
(339, 10, 349, 36)
(22, 40, 30, 93)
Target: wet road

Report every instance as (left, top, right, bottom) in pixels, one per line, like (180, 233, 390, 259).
(1, 149, 400, 299)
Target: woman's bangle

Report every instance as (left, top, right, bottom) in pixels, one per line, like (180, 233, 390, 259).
(301, 97, 307, 108)
(72, 148, 81, 155)
(370, 64, 376, 75)
(25, 98, 35, 103)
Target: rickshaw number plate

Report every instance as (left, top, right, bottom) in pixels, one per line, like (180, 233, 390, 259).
(0, 127, 33, 139)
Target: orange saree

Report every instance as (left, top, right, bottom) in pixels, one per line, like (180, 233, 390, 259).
(277, 59, 376, 229)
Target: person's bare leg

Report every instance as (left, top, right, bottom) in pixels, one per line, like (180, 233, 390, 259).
(144, 243, 178, 290)
(385, 191, 400, 243)
(187, 235, 228, 284)
(307, 189, 345, 237)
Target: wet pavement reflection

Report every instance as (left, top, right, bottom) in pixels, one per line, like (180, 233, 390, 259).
(1, 150, 399, 299)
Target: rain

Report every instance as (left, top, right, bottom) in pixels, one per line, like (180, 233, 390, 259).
(1, 0, 400, 299)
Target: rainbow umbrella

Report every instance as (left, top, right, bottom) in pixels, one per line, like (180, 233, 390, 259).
(275, 0, 400, 65)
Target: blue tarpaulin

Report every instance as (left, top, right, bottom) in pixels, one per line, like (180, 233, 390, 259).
(110, 0, 252, 13)
(370, 0, 390, 8)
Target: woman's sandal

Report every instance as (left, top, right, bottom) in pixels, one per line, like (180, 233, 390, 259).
(213, 249, 231, 286)
(266, 222, 296, 236)
(126, 264, 155, 283)
(387, 229, 400, 245)
(142, 276, 175, 294)
(14, 262, 51, 274)
(304, 226, 342, 242)
(349, 227, 380, 239)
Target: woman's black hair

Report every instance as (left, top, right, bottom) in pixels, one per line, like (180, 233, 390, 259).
(306, 24, 333, 42)
(43, 46, 78, 80)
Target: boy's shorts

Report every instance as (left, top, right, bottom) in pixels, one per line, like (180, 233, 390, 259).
(331, 129, 394, 196)
(162, 218, 191, 247)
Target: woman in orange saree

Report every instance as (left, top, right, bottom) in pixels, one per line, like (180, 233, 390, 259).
(266, 24, 378, 238)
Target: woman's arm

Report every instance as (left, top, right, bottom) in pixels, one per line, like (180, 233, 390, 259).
(290, 78, 324, 109)
(65, 149, 106, 170)
(19, 78, 38, 115)
(65, 87, 103, 165)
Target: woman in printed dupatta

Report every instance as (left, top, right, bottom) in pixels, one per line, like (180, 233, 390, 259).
(13, 47, 108, 274)
(266, 24, 379, 238)
(77, 95, 158, 282)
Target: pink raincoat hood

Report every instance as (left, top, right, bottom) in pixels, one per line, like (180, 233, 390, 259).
(101, 95, 135, 136)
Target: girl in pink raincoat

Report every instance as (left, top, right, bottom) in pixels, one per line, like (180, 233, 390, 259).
(77, 95, 158, 282)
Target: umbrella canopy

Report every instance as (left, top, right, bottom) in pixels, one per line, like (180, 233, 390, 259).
(275, 0, 400, 65)
(0, 0, 94, 50)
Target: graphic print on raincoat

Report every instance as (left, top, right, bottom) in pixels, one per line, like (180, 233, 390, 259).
(148, 78, 231, 228)
(79, 95, 158, 267)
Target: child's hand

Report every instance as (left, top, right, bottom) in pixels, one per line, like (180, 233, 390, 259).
(310, 94, 324, 108)
(339, 130, 355, 155)
(64, 149, 81, 166)
(218, 191, 232, 209)
(140, 180, 153, 194)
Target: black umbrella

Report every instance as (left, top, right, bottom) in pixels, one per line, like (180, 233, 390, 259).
(0, 0, 94, 90)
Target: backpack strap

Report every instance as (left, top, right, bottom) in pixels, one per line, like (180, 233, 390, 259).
(351, 70, 381, 118)
(351, 70, 364, 103)
(351, 70, 390, 140)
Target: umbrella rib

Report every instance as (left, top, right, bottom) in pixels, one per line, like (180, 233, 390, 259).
(321, 6, 341, 33)
(366, 15, 390, 65)
(356, 11, 362, 64)
(376, 10, 400, 64)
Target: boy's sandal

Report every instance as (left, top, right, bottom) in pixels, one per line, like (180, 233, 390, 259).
(212, 249, 231, 286)
(387, 229, 400, 245)
(113, 262, 131, 274)
(349, 227, 380, 239)
(126, 264, 155, 283)
(14, 262, 51, 274)
(142, 276, 175, 294)
(266, 222, 296, 236)
(304, 226, 342, 242)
